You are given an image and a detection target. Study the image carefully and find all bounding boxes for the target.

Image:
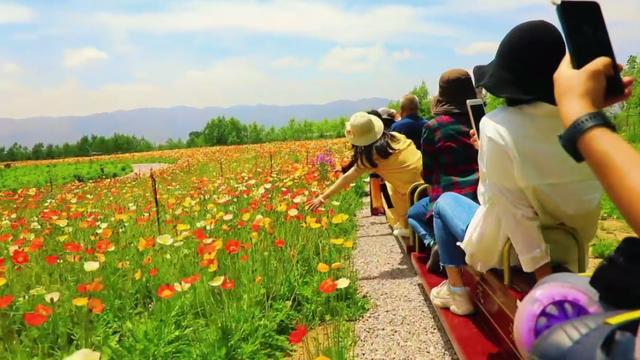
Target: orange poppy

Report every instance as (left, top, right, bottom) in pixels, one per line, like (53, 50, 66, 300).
(274, 239, 286, 248)
(157, 284, 177, 299)
(34, 304, 53, 317)
(88, 298, 105, 314)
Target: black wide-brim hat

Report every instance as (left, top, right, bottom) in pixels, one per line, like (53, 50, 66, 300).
(473, 20, 566, 104)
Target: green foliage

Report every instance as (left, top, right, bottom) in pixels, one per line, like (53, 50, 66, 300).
(614, 55, 640, 142)
(186, 116, 348, 147)
(591, 237, 619, 259)
(0, 133, 155, 163)
(388, 81, 433, 119)
(600, 194, 623, 219)
(0, 161, 133, 190)
(485, 93, 507, 112)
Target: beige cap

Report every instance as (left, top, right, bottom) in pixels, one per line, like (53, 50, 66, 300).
(345, 112, 384, 146)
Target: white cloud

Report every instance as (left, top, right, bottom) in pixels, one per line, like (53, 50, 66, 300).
(0, 3, 33, 23)
(0, 55, 423, 118)
(320, 45, 386, 73)
(391, 49, 413, 61)
(94, 2, 455, 43)
(320, 45, 413, 73)
(455, 41, 500, 56)
(0, 61, 21, 75)
(63, 47, 109, 68)
(271, 56, 313, 69)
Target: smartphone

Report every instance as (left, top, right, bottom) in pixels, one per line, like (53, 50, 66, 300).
(466, 99, 485, 136)
(556, 0, 623, 98)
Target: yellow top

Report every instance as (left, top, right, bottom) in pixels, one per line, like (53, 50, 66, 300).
(353, 132, 423, 193)
(321, 133, 423, 200)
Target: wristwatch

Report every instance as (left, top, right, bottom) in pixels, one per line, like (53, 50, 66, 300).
(558, 111, 616, 162)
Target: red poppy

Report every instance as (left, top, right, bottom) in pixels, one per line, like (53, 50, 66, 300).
(0, 257, 4, 266)
(24, 312, 49, 327)
(27, 238, 44, 252)
(221, 278, 235, 291)
(44, 255, 58, 265)
(225, 240, 240, 255)
(193, 228, 207, 241)
(240, 255, 249, 262)
(157, 284, 177, 299)
(149, 268, 159, 277)
(0, 295, 14, 309)
(319, 278, 337, 294)
(274, 239, 286, 248)
(197, 243, 217, 257)
(64, 242, 83, 253)
(11, 250, 29, 265)
(181, 273, 200, 284)
(0, 234, 12, 243)
(95, 239, 113, 253)
(289, 325, 308, 345)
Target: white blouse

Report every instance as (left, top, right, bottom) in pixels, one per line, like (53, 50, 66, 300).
(462, 102, 602, 273)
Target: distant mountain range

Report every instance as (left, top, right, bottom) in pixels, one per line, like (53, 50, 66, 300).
(0, 98, 391, 147)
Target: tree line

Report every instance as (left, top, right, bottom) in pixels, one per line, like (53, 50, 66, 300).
(0, 117, 349, 162)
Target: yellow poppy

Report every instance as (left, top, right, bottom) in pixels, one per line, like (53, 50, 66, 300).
(316, 263, 330, 273)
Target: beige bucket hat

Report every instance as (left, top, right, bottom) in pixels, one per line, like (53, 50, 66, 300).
(345, 112, 384, 146)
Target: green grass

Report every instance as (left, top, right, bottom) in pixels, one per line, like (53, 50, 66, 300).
(0, 158, 174, 191)
(591, 237, 619, 259)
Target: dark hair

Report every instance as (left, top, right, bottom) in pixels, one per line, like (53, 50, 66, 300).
(351, 131, 397, 169)
(367, 109, 383, 119)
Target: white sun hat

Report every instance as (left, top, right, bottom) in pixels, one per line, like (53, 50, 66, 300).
(345, 112, 384, 146)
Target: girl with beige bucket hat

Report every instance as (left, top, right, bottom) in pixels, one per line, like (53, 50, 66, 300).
(306, 112, 423, 233)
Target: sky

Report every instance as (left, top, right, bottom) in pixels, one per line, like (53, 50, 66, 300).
(0, 0, 638, 119)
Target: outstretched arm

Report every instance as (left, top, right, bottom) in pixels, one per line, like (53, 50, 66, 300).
(306, 165, 366, 210)
(554, 55, 639, 233)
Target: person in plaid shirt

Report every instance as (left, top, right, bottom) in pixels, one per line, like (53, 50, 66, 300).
(407, 69, 480, 254)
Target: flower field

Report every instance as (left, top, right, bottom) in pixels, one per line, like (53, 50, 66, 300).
(0, 140, 368, 359)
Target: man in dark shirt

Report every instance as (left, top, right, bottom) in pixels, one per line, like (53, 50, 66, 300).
(390, 94, 427, 148)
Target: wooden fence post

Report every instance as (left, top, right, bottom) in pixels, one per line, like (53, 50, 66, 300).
(150, 170, 161, 235)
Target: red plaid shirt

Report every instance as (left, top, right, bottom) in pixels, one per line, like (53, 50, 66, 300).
(422, 114, 479, 215)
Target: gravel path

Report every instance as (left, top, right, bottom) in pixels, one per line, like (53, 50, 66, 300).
(354, 199, 457, 360)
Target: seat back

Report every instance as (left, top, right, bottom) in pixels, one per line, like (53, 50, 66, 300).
(501, 224, 585, 285)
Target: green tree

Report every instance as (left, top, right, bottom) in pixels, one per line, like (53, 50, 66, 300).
(388, 80, 433, 119)
(31, 143, 45, 160)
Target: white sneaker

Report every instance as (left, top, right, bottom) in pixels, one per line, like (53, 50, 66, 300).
(392, 228, 410, 238)
(429, 280, 475, 316)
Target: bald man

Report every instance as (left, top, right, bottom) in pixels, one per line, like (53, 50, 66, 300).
(390, 94, 427, 148)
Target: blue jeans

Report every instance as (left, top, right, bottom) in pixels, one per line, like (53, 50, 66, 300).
(433, 192, 479, 267)
(407, 197, 435, 248)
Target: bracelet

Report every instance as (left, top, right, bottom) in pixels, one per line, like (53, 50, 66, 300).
(558, 111, 616, 163)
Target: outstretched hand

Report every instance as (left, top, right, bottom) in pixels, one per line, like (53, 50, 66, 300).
(553, 55, 634, 128)
(305, 197, 325, 211)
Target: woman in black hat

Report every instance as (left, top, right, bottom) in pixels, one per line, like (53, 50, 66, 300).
(429, 20, 603, 316)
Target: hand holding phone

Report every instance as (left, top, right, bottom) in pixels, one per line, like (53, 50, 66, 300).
(556, 1, 624, 99)
(466, 99, 486, 136)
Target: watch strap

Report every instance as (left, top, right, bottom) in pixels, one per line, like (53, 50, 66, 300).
(559, 111, 616, 162)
